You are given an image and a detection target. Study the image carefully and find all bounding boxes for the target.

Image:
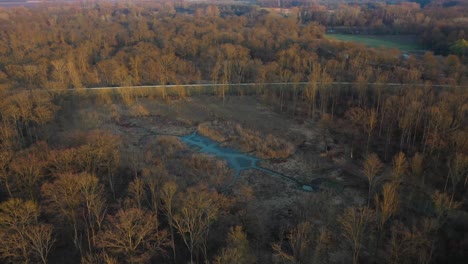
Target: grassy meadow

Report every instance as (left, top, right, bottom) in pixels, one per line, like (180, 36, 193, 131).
(326, 33, 424, 52)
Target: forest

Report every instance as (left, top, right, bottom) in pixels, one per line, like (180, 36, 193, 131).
(0, 0, 467, 264)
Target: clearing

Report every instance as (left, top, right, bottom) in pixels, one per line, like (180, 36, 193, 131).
(326, 33, 424, 53)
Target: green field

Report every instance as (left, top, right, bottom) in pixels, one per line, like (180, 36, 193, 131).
(326, 34, 424, 52)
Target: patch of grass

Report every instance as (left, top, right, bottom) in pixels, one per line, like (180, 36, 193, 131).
(180, 154, 232, 187)
(198, 121, 227, 142)
(147, 136, 187, 160)
(326, 34, 423, 52)
(198, 120, 295, 159)
(129, 104, 150, 117)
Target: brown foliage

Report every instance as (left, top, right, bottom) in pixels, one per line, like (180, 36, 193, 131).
(149, 136, 186, 161)
(388, 218, 438, 264)
(41, 173, 106, 251)
(81, 252, 119, 264)
(339, 207, 374, 264)
(0, 3, 465, 264)
(272, 221, 332, 264)
(375, 182, 399, 230)
(10, 142, 48, 199)
(179, 154, 232, 189)
(0, 148, 14, 197)
(410, 152, 424, 183)
(173, 184, 228, 263)
(214, 226, 256, 264)
(392, 152, 407, 183)
(198, 121, 294, 159)
(362, 153, 383, 205)
(160, 181, 178, 262)
(432, 190, 461, 226)
(97, 208, 169, 264)
(0, 199, 55, 264)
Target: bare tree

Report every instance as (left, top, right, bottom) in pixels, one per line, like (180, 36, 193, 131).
(24, 224, 55, 264)
(387, 222, 406, 264)
(142, 168, 164, 213)
(432, 190, 461, 227)
(374, 182, 399, 258)
(0, 148, 13, 197)
(362, 153, 383, 206)
(375, 183, 399, 231)
(126, 177, 145, 210)
(42, 173, 106, 252)
(366, 109, 378, 154)
(73, 131, 121, 198)
(410, 152, 424, 185)
(0, 199, 55, 264)
(172, 184, 224, 264)
(11, 147, 47, 200)
(214, 226, 255, 264)
(447, 152, 467, 195)
(272, 221, 313, 263)
(392, 152, 407, 184)
(339, 207, 374, 264)
(78, 174, 107, 251)
(305, 63, 321, 117)
(160, 181, 177, 262)
(273, 221, 332, 264)
(97, 208, 169, 264)
(81, 251, 119, 264)
(388, 218, 438, 264)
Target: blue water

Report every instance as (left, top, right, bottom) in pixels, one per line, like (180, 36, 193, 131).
(180, 132, 260, 175)
(180, 131, 314, 191)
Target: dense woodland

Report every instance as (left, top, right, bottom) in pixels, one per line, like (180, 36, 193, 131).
(298, 0, 467, 55)
(0, 1, 467, 264)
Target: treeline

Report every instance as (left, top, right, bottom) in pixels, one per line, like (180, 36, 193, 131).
(0, 83, 466, 264)
(0, 0, 466, 92)
(0, 1, 467, 264)
(255, 0, 430, 7)
(298, 1, 467, 55)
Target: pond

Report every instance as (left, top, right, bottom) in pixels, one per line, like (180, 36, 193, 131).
(180, 131, 315, 192)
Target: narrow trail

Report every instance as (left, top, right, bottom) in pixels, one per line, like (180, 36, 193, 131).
(7, 81, 467, 95)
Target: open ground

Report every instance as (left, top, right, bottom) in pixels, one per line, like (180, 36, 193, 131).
(326, 34, 424, 52)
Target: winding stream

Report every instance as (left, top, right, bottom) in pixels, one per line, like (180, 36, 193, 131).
(180, 131, 315, 192)
(122, 122, 315, 192)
